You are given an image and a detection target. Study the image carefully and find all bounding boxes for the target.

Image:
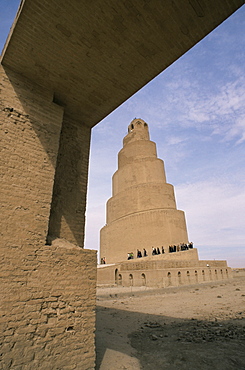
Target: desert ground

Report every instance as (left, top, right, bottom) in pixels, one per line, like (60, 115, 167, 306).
(96, 270, 245, 370)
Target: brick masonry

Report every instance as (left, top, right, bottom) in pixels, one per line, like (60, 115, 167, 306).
(0, 65, 64, 248)
(0, 65, 96, 368)
(0, 243, 97, 369)
(47, 115, 91, 247)
(97, 252, 232, 288)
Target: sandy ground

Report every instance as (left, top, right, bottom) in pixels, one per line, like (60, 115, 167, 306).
(96, 272, 245, 370)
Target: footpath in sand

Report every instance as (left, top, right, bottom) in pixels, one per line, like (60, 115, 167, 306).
(96, 272, 245, 370)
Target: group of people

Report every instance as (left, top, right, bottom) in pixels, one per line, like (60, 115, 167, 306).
(127, 248, 147, 260)
(169, 242, 193, 253)
(152, 246, 164, 255)
(127, 242, 194, 260)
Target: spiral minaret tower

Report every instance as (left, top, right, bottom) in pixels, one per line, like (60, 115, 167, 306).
(100, 119, 189, 264)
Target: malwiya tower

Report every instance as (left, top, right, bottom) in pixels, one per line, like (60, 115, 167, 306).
(100, 119, 189, 264)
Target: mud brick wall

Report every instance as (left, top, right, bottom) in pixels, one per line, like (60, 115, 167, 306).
(1, 244, 97, 369)
(0, 66, 97, 368)
(47, 115, 91, 246)
(0, 65, 64, 247)
(97, 256, 232, 287)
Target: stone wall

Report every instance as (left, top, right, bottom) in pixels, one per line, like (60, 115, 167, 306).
(0, 65, 96, 369)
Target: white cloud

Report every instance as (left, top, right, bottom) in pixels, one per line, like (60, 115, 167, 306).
(127, 71, 245, 149)
(176, 179, 245, 251)
(85, 203, 105, 253)
(167, 75, 245, 133)
(166, 136, 188, 146)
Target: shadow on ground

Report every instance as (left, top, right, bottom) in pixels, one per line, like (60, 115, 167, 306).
(96, 303, 245, 370)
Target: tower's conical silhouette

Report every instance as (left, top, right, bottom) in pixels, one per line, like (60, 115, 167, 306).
(100, 119, 189, 264)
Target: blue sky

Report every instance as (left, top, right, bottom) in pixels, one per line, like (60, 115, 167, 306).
(1, 2, 244, 267)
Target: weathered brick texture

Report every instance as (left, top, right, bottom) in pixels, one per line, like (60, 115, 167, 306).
(1, 243, 97, 369)
(47, 115, 91, 246)
(98, 255, 232, 288)
(0, 65, 64, 247)
(0, 66, 96, 368)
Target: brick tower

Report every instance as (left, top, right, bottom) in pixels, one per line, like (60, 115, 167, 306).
(100, 119, 189, 264)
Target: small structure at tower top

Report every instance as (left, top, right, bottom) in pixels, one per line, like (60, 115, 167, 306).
(125, 118, 150, 143)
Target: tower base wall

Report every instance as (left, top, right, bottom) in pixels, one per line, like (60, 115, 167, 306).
(101, 209, 188, 264)
(97, 250, 232, 288)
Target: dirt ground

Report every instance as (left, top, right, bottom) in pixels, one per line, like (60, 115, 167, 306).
(96, 271, 245, 370)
